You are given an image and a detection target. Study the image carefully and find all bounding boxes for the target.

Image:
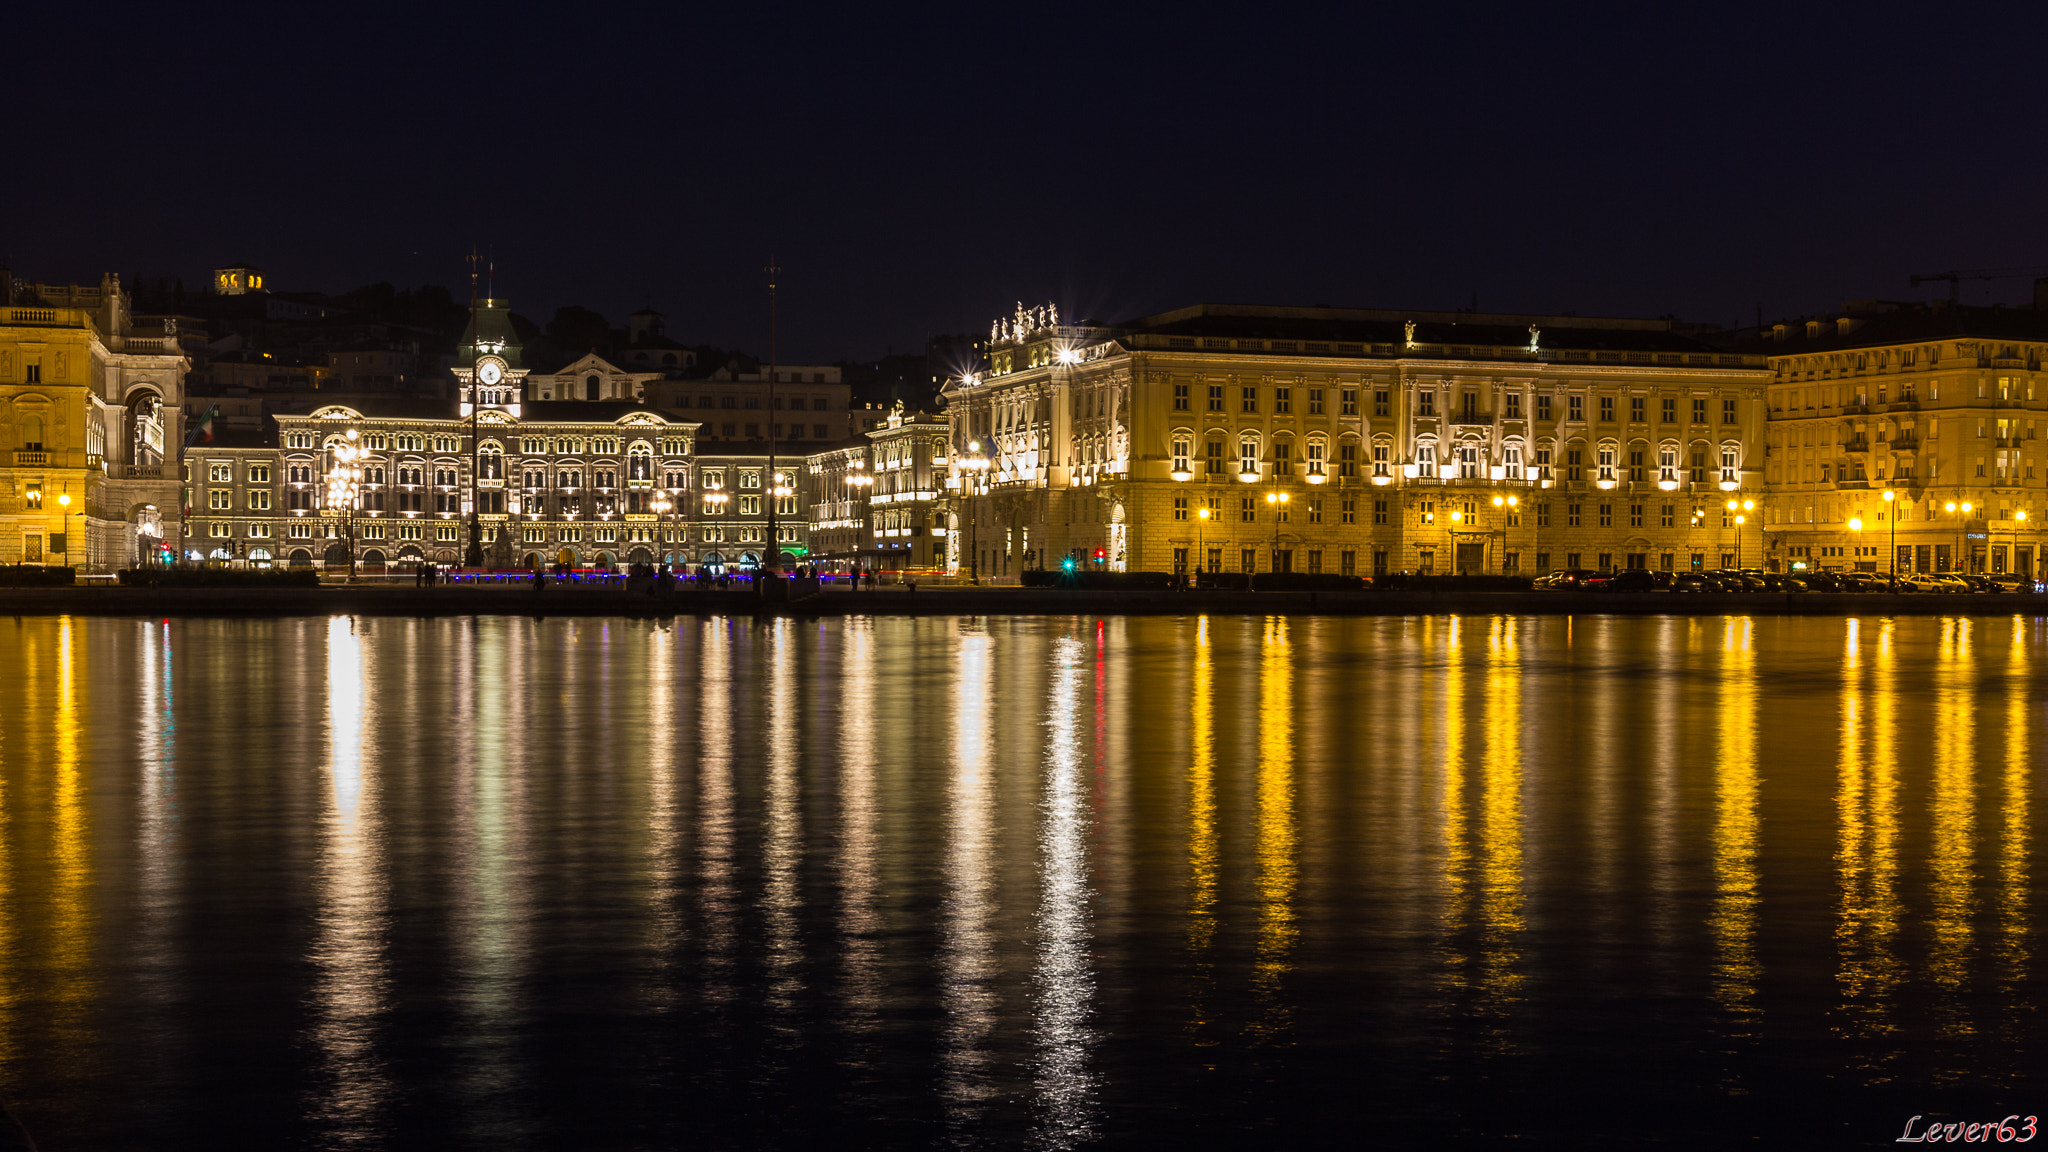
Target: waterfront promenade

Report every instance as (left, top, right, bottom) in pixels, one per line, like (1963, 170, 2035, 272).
(2, 583, 2045, 618)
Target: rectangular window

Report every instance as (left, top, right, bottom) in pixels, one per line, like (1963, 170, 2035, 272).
(1241, 547, 1257, 573)
(1173, 496, 1188, 521)
(1173, 383, 1189, 411)
(1630, 396, 1645, 422)
(1599, 503, 1613, 527)
(1341, 550, 1356, 577)
(1505, 393, 1522, 419)
(1308, 388, 1324, 415)
(1274, 387, 1292, 414)
(1367, 500, 1381, 525)
(1307, 498, 1323, 524)
(1535, 448, 1552, 481)
(1567, 503, 1582, 527)
(1537, 394, 1553, 422)
(1241, 497, 1256, 523)
(1596, 448, 1616, 483)
(1569, 395, 1584, 422)
(1629, 503, 1643, 528)
(1660, 504, 1674, 528)
(1693, 397, 1708, 423)
(1305, 440, 1325, 476)
(1536, 502, 1550, 528)
(1366, 390, 1381, 417)
(1566, 449, 1583, 482)
(1628, 449, 1645, 482)
(1206, 440, 1226, 475)
(1208, 384, 1224, 412)
(1723, 398, 1738, 424)
(1417, 443, 1436, 478)
(1661, 397, 1676, 422)
(249, 490, 272, 511)
(1242, 386, 1259, 413)
(1418, 391, 1436, 417)
(1599, 395, 1615, 422)
(1240, 440, 1259, 478)
(1172, 435, 1191, 475)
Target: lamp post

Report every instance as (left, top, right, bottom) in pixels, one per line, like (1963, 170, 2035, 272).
(846, 459, 872, 582)
(1264, 489, 1290, 574)
(651, 489, 673, 571)
(1726, 497, 1753, 569)
(327, 430, 364, 581)
(954, 441, 990, 584)
(56, 492, 81, 570)
(2012, 508, 2027, 578)
(1196, 505, 1211, 582)
(769, 470, 794, 574)
(1491, 493, 1518, 575)
(1849, 516, 1864, 574)
(1882, 488, 1897, 577)
(1944, 500, 1972, 572)
(1690, 506, 1705, 570)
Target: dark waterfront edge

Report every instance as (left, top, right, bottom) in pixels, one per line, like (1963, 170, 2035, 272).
(1, 587, 2046, 618)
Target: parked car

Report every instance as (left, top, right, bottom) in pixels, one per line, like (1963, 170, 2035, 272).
(1931, 574, 1975, 593)
(1592, 569, 1658, 592)
(1761, 573, 1810, 592)
(1713, 570, 1763, 592)
(1899, 573, 1950, 593)
(1533, 569, 1597, 590)
(1671, 571, 1718, 593)
(1958, 574, 1997, 593)
(1987, 573, 2043, 593)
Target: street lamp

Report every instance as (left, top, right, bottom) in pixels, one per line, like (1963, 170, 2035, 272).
(2013, 508, 2028, 578)
(954, 440, 991, 584)
(651, 489, 673, 571)
(1264, 490, 1290, 574)
(327, 430, 364, 581)
(769, 470, 794, 572)
(1491, 493, 1518, 575)
(1726, 497, 1753, 569)
(1849, 516, 1863, 573)
(55, 492, 81, 569)
(845, 460, 872, 582)
(1196, 505, 1211, 582)
(1944, 500, 1972, 572)
(1882, 488, 1897, 577)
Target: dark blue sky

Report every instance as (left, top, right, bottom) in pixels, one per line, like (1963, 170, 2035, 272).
(12, 1, 2048, 361)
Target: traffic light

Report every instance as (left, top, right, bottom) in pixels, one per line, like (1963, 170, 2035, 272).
(1093, 548, 1106, 565)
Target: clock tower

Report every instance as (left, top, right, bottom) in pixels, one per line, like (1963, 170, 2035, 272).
(455, 296, 528, 417)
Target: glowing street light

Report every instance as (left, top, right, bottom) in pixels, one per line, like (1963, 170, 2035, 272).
(1727, 497, 1753, 569)
(1882, 488, 1897, 578)
(1264, 490, 1290, 575)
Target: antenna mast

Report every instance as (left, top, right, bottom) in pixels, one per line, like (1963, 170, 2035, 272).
(764, 254, 781, 579)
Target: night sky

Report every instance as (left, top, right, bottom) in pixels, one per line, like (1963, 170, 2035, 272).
(13, 2, 2048, 361)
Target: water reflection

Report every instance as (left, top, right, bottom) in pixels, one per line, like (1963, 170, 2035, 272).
(1930, 619, 1977, 1031)
(1711, 617, 1760, 1027)
(1032, 635, 1096, 1149)
(941, 624, 998, 1130)
(0, 614, 2042, 1147)
(306, 616, 391, 1140)
(1834, 618, 1904, 1076)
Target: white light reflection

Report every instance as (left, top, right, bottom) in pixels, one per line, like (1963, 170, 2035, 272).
(1031, 635, 1097, 1149)
(454, 619, 528, 1137)
(763, 618, 805, 1037)
(307, 615, 391, 1135)
(837, 619, 882, 1042)
(698, 619, 737, 1005)
(940, 624, 997, 1126)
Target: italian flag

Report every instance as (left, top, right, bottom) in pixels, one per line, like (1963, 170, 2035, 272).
(186, 405, 217, 446)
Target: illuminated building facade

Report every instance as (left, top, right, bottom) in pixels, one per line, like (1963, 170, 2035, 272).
(944, 302, 1772, 577)
(0, 273, 189, 568)
(1743, 302, 2048, 575)
(179, 298, 814, 572)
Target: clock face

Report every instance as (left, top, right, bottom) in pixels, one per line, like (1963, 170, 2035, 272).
(477, 359, 503, 386)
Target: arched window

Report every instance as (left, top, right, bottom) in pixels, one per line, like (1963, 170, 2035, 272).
(1304, 436, 1326, 477)
(1171, 433, 1192, 476)
(586, 375, 602, 401)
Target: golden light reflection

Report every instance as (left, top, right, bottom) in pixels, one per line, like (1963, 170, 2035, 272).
(1711, 616, 1760, 1026)
(1249, 617, 1297, 1040)
(1185, 616, 1218, 1038)
(307, 615, 391, 1133)
(1032, 635, 1097, 1149)
(2000, 619, 2032, 1003)
(455, 621, 526, 1124)
(50, 617, 90, 1014)
(1929, 618, 1977, 1012)
(1477, 617, 1525, 1012)
(940, 625, 997, 1124)
(1437, 616, 1472, 993)
(1834, 618, 1903, 1068)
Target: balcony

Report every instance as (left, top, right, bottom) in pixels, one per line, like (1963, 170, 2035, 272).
(12, 451, 49, 466)
(1842, 403, 1871, 415)
(109, 464, 164, 479)
(1887, 435, 1920, 451)
(1835, 479, 1870, 489)
(1888, 400, 1920, 412)
(1843, 437, 1869, 452)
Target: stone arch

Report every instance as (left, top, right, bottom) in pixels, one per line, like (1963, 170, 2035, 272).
(360, 549, 387, 572)
(555, 546, 578, 567)
(288, 548, 314, 568)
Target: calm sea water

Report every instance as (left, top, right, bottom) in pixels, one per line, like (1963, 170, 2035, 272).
(0, 613, 2040, 1149)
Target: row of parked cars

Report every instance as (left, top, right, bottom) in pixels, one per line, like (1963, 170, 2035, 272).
(1531, 568, 2047, 594)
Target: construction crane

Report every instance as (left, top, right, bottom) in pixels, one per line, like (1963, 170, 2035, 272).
(1908, 268, 2047, 302)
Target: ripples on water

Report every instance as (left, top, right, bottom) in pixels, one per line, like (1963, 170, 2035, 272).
(0, 613, 2040, 1149)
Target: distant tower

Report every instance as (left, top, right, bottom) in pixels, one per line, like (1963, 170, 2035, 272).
(213, 263, 265, 295)
(628, 307, 666, 343)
